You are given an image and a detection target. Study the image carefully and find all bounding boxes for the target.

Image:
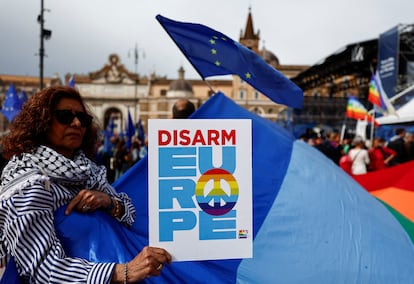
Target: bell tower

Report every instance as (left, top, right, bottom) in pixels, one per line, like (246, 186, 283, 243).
(239, 6, 260, 53)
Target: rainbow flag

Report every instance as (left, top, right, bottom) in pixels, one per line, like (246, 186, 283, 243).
(354, 160, 414, 239)
(346, 95, 377, 125)
(368, 74, 386, 109)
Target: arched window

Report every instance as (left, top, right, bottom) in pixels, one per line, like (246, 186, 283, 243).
(239, 90, 245, 100)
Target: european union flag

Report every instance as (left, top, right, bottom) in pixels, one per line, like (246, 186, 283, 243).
(68, 75, 75, 88)
(103, 117, 116, 153)
(136, 118, 145, 144)
(126, 109, 136, 149)
(156, 15, 303, 109)
(18, 90, 28, 106)
(1, 84, 21, 122)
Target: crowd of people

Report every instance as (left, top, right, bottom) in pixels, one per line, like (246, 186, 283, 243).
(300, 127, 414, 175)
(95, 135, 147, 183)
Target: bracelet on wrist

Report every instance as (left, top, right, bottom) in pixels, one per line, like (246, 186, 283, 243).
(111, 198, 123, 218)
(124, 262, 128, 284)
(105, 197, 115, 212)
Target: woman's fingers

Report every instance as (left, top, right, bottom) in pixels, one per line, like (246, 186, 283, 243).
(65, 189, 108, 215)
(64, 192, 84, 215)
(127, 246, 172, 280)
(151, 247, 172, 265)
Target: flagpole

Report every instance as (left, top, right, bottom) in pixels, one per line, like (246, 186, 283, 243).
(369, 108, 376, 145)
(39, 0, 44, 90)
(134, 44, 138, 123)
(342, 95, 351, 143)
(129, 43, 145, 123)
(37, 0, 51, 90)
(340, 123, 346, 144)
(203, 79, 217, 95)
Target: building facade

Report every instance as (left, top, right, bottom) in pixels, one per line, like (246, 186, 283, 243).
(0, 8, 307, 137)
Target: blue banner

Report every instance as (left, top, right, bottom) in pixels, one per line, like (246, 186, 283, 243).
(377, 25, 399, 99)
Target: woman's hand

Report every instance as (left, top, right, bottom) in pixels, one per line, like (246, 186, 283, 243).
(112, 246, 172, 283)
(65, 189, 112, 215)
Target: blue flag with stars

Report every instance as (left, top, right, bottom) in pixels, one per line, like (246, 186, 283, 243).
(68, 75, 75, 88)
(1, 84, 22, 122)
(156, 14, 303, 109)
(18, 90, 28, 106)
(137, 118, 145, 145)
(126, 109, 136, 149)
(103, 116, 116, 154)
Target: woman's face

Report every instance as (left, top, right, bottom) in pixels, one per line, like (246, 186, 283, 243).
(46, 98, 89, 158)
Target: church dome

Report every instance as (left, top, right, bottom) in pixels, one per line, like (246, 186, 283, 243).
(259, 47, 279, 67)
(169, 80, 193, 92)
(167, 66, 193, 97)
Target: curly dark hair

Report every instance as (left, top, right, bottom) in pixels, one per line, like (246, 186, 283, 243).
(2, 86, 100, 159)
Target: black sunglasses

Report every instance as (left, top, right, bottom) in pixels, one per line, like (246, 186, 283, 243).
(54, 109, 93, 127)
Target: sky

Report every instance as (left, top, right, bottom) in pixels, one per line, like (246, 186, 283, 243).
(1, 0, 413, 81)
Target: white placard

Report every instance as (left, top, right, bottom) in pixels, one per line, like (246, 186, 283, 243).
(148, 119, 252, 261)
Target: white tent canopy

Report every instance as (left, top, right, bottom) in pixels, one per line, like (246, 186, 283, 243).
(376, 97, 414, 125)
(376, 83, 414, 125)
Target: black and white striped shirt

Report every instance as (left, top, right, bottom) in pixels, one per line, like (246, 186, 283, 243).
(0, 176, 135, 283)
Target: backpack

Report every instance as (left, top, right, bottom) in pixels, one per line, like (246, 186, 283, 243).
(339, 150, 362, 175)
(339, 154, 353, 175)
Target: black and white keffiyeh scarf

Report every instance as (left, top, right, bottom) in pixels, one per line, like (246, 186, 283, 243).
(0, 145, 108, 200)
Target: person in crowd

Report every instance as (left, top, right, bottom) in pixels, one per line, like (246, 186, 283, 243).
(130, 139, 141, 166)
(313, 132, 327, 152)
(102, 135, 119, 183)
(172, 98, 196, 119)
(0, 86, 171, 283)
(369, 137, 396, 171)
(299, 128, 317, 146)
(313, 131, 341, 165)
(387, 128, 406, 166)
(298, 133, 309, 143)
(94, 138, 105, 166)
(340, 134, 353, 155)
(114, 138, 130, 180)
(139, 138, 148, 160)
(349, 136, 370, 175)
(404, 132, 414, 161)
(326, 131, 343, 165)
(0, 137, 7, 174)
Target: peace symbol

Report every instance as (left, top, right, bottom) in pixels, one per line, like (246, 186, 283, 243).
(195, 168, 239, 216)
